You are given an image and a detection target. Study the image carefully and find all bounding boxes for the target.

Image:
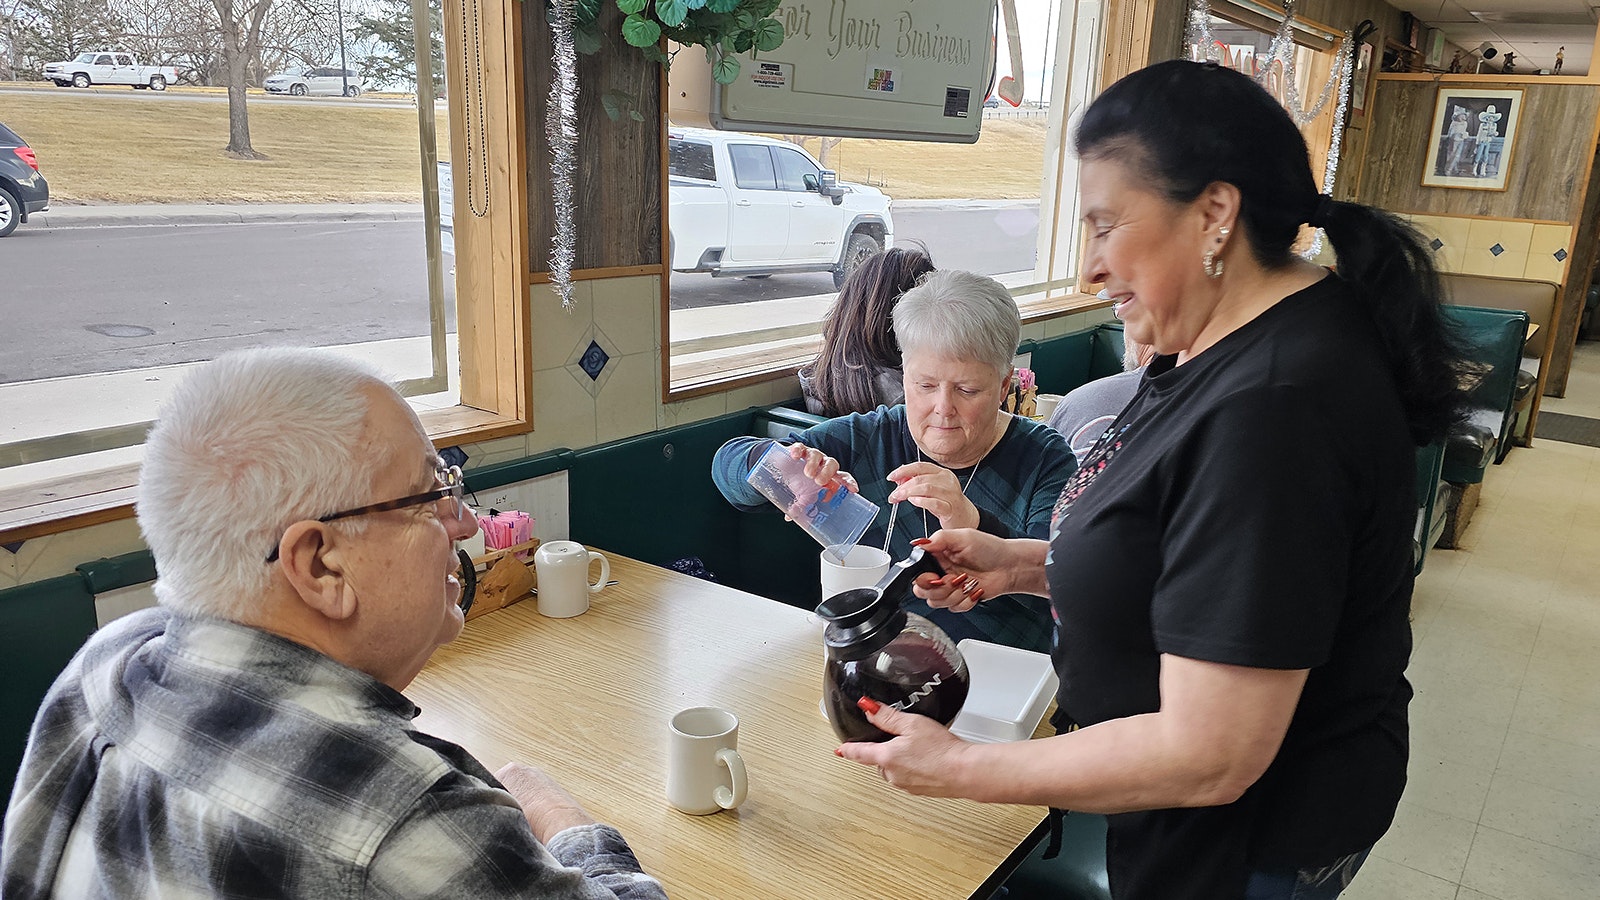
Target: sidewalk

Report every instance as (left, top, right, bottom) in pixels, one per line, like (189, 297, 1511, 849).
(29, 198, 1035, 229)
(29, 202, 424, 228)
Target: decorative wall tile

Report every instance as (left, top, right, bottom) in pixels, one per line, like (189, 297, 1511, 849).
(467, 434, 533, 469)
(591, 275, 661, 357)
(1427, 216, 1473, 273)
(659, 392, 728, 430)
(1526, 224, 1574, 284)
(595, 351, 659, 444)
(565, 326, 622, 397)
(1489, 251, 1529, 279)
(96, 583, 158, 628)
(1459, 220, 1501, 277)
(529, 364, 598, 453)
(724, 376, 804, 412)
(530, 280, 595, 368)
(1465, 218, 1504, 261)
(1524, 252, 1567, 285)
(15, 518, 145, 586)
(1495, 221, 1534, 257)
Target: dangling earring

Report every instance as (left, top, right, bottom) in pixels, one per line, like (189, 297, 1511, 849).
(1204, 226, 1230, 279)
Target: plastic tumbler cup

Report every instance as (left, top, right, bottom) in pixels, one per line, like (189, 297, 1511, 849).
(745, 443, 879, 556)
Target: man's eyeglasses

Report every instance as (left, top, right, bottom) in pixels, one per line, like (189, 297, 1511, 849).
(266, 463, 468, 563)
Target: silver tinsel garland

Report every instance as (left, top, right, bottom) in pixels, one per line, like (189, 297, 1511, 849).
(1183, 0, 1353, 258)
(1305, 28, 1355, 259)
(547, 0, 580, 311)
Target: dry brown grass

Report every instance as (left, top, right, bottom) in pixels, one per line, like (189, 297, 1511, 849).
(0, 90, 448, 203)
(774, 118, 1050, 200)
(1, 86, 1041, 204)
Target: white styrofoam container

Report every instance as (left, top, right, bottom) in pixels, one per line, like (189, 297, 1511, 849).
(948, 639, 1059, 743)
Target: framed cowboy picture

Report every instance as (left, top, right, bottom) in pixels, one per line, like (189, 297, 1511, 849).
(1422, 88, 1522, 190)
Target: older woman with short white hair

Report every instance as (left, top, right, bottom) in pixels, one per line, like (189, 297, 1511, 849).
(712, 270, 1076, 653)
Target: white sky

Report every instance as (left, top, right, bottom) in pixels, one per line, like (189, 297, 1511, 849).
(997, 0, 1068, 103)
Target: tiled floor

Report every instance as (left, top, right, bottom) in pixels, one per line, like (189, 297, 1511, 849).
(1539, 339, 1600, 419)
(1345, 340, 1600, 900)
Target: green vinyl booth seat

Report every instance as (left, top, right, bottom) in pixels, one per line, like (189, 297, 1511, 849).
(1440, 305, 1528, 485)
(0, 548, 158, 830)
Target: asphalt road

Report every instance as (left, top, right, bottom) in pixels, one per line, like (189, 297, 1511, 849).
(0, 220, 452, 384)
(0, 203, 1038, 384)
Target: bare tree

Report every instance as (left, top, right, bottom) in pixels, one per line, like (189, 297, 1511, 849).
(778, 134, 844, 169)
(1, 0, 23, 80)
(212, 0, 275, 158)
(9, 0, 124, 78)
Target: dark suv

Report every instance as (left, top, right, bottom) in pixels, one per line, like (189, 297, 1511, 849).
(0, 123, 49, 237)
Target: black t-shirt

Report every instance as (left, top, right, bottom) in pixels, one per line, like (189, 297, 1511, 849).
(1045, 275, 1414, 899)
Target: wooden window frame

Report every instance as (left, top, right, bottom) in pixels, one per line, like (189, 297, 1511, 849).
(0, 0, 532, 544)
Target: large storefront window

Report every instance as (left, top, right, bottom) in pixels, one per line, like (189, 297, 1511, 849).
(664, 0, 1104, 396)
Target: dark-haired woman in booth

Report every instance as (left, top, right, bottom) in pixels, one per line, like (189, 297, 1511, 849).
(799, 247, 935, 418)
(836, 60, 1466, 900)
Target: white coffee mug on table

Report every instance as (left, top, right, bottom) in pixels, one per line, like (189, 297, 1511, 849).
(666, 707, 748, 815)
(819, 545, 892, 601)
(532, 541, 610, 618)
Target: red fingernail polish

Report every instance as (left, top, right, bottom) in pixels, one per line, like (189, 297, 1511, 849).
(910, 538, 932, 547)
(834, 747, 844, 757)
(857, 697, 883, 715)
(927, 577, 945, 586)
(972, 589, 985, 601)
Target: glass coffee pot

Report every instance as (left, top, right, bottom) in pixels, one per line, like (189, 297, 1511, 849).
(816, 548, 970, 743)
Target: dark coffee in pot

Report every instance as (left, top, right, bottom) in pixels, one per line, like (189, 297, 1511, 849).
(815, 548, 970, 743)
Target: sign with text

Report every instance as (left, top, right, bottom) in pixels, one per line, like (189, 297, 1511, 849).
(711, 0, 999, 143)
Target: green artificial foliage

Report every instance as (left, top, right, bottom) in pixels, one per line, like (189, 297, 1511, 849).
(563, 0, 786, 86)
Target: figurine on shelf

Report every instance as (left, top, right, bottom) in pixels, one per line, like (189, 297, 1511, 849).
(1554, 46, 1565, 75)
(1448, 49, 1463, 74)
(1501, 52, 1516, 74)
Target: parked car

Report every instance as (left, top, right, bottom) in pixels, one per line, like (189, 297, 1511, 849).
(42, 52, 177, 90)
(0, 122, 49, 238)
(983, 97, 1001, 108)
(264, 67, 364, 97)
(668, 128, 893, 288)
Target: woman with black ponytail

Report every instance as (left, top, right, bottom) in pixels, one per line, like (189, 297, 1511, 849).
(835, 60, 1466, 900)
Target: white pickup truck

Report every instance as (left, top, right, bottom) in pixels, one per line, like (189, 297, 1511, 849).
(44, 52, 179, 91)
(669, 128, 892, 288)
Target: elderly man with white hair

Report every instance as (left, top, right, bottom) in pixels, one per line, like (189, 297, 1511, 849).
(1, 349, 665, 900)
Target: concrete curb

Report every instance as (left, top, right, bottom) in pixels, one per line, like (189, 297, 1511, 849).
(25, 198, 1034, 228)
(29, 204, 424, 228)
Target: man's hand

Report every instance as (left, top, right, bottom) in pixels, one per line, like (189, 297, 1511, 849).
(495, 762, 596, 843)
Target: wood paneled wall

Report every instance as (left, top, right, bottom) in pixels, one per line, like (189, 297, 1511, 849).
(1358, 78, 1600, 222)
(522, 3, 662, 274)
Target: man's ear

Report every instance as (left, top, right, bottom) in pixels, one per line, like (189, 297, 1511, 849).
(276, 522, 358, 622)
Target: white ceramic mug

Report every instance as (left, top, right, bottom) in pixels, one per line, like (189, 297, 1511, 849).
(1034, 393, 1065, 421)
(819, 545, 892, 601)
(533, 541, 610, 618)
(666, 707, 748, 815)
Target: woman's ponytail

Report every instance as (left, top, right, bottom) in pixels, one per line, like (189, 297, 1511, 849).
(1319, 200, 1468, 446)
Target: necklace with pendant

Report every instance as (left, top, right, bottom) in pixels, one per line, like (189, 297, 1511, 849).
(914, 448, 981, 538)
